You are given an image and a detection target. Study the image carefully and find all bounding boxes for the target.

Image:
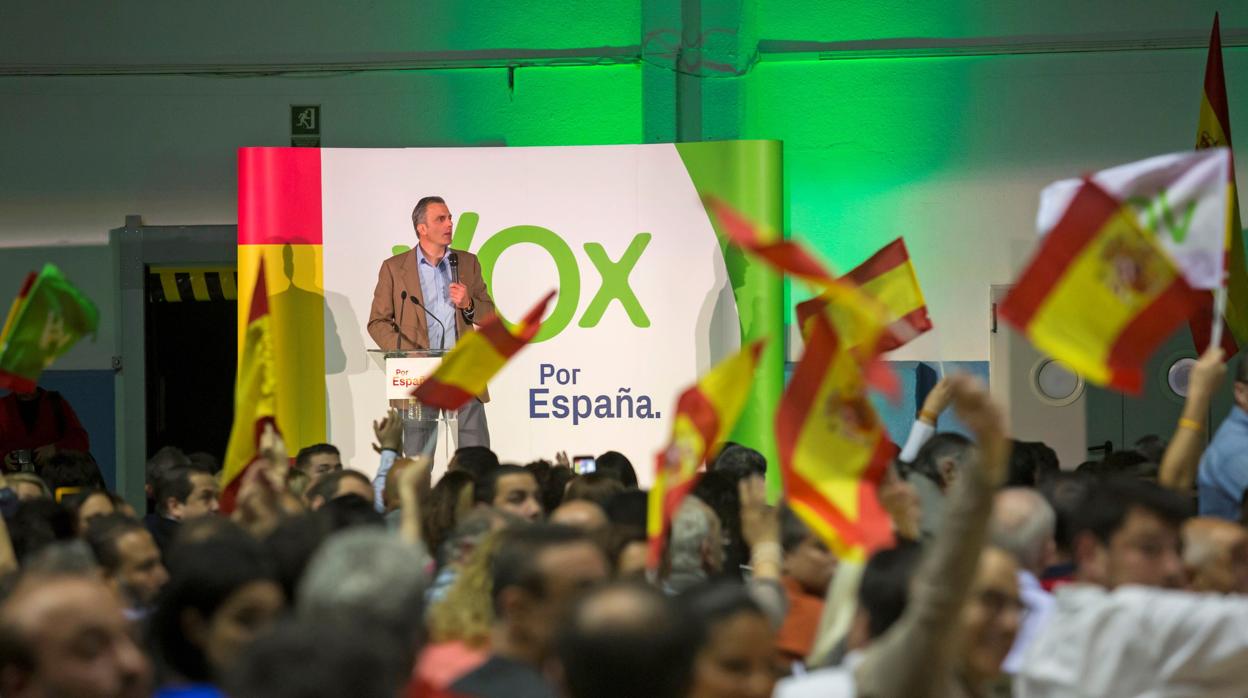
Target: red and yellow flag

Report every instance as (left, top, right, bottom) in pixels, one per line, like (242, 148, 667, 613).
(646, 340, 766, 570)
(221, 259, 279, 513)
(413, 291, 556, 410)
(705, 195, 836, 285)
(1191, 12, 1247, 357)
(843, 238, 932, 351)
(778, 311, 895, 562)
(1000, 181, 1197, 394)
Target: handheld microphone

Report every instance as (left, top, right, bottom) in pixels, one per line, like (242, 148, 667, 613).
(448, 252, 459, 284)
(410, 295, 447, 349)
(397, 290, 407, 351)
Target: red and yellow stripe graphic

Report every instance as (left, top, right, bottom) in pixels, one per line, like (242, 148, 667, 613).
(1001, 181, 1197, 394)
(413, 291, 557, 410)
(237, 147, 327, 456)
(778, 311, 895, 562)
(646, 340, 766, 570)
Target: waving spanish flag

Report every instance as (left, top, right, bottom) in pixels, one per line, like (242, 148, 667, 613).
(779, 311, 895, 561)
(1191, 12, 1247, 356)
(844, 238, 932, 351)
(1001, 181, 1197, 394)
(647, 340, 766, 570)
(221, 259, 279, 513)
(704, 195, 836, 285)
(413, 291, 556, 410)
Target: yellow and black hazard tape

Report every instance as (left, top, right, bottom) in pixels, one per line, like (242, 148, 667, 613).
(147, 267, 237, 303)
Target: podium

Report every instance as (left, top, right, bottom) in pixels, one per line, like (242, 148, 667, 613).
(367, 349, 457, 473)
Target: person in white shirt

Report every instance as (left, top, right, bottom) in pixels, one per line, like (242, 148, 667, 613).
(1014, 476, 1248, 698)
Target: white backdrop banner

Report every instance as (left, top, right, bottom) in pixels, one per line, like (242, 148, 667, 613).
(319, 145, 744, 483)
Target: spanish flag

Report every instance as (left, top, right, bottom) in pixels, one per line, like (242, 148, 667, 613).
(843, 238, 932, 351)
(1191, 12, 1247, 357)
(413, 291, 556, 410)
(647, 340, 766, 570)
(704, 195, 836, 285)
(1000, 181, 1197, 394)
(778, 310, 895, 561)
(220, 259, 278, 513)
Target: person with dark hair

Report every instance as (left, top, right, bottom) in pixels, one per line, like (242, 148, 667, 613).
(1036, 471, 1093, 590)
(304, 469, 373, 511)
(0, 572, 152, 698)
(709, 444, 767, 483)
(1134, 434, 1167, 466)
(594, 450, 638, 488)
(681, 580, 777, 698)
(906, 432, 974, 540)
(691, 470, 748, 579)
(534, 463, 573, 514)
(1098, 449, 1156, 480)
(225, 619, 408, 698)
(474, 464, 542, 522)
(557, 582, 702, 698)
(451, 446, 500, 483)
(367, 195, 496, 449)
(424, 470, 476, 556)
(1067, 476, 1190, 589)
(1197, 353, 1248, 519)
(564, 472, 625, 510)
(37, 450, 105, 498)
(1016, 475, 1248, 695)
(150, 528, 284, 690)
(146, 462, 220, 555)
(604, 488, 648, 530)
(84, 513, 168, 616)
(145, 446, 191, 513)
(0, 386, 90, 471)
(62, 488, 115, 535)
(293, 443, 341, 479)
(9, 498, 76, 565)
(1005, 440, 1061, 488)
(775, 508, 836, 664)
(448, 523, 608, 698)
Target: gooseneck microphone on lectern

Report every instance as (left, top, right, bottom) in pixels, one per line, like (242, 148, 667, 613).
(397, 290, 408, 351)
(411, 295, 447, 348)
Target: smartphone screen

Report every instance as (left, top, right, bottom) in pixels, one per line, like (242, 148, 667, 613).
(573, 455, 596, 474)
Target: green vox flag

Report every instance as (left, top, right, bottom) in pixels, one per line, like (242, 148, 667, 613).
(0, 265, 99, 391)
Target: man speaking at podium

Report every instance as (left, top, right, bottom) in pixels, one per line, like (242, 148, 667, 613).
(367, 196, 496, 449)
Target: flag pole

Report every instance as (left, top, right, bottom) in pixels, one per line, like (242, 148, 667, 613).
(1212, 286, 1228, 350)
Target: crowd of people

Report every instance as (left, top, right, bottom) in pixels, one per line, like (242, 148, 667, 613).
(3, 354, 1248, 697)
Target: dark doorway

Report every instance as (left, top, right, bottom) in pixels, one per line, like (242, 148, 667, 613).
(144, 267, 237, 463)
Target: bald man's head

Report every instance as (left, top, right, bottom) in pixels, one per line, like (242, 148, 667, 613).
(1183, 517, 1248, 594)
(556, 583, 702, 698)
(990, 488, 1057, 574)
(550, 500, 609, 532)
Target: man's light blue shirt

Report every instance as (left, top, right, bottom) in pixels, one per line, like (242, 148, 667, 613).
(414, 245, 456, 351)
(1197, 406, 1248, 520)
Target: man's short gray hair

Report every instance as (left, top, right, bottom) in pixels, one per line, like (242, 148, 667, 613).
(297, 529, 429, 649)
(990, 488, 1056, 573)
(667, 497, 715, 592)
(411, 196, 446, 230)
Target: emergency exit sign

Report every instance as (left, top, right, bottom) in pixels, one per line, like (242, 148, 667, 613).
(291, 105, 320, 147)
